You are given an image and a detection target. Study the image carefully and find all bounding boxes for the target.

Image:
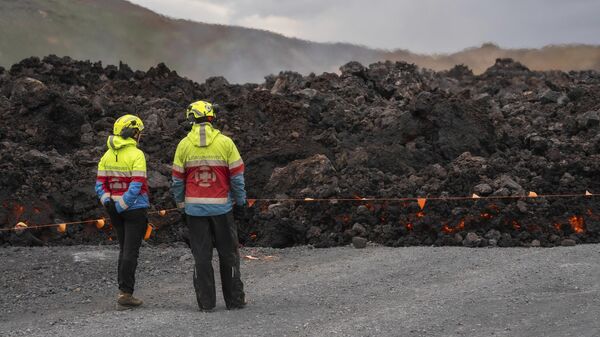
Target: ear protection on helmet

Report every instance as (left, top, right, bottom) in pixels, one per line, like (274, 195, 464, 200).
(212, 104, 221, 114)
(184, 113, 195, 130)
(120, 128, 136, 139)
(120, 120, 139, 139)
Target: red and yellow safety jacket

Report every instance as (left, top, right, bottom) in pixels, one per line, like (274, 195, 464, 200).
(171, 123, 246, 216)
(95, 136, 149, 213)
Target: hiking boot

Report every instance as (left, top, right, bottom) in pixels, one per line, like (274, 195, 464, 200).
(226, 299, 247, 310)
(116, 292, 143, 310)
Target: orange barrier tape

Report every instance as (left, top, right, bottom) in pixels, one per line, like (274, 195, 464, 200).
(248, 192, 595, 202)
(1, 208, 179, 233)
(0, 192, 597, 233)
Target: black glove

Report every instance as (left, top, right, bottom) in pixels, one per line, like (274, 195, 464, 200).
(180, 210, 188, 226)
(233, 205, 246, 219)
(103, 199, 116, 214)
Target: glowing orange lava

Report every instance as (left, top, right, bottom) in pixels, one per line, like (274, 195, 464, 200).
(456, 219, 465, 231)
(480, 213, 493, 220)
(441, 224, 453, 234)
(441, 219, 466, 234)
(569, 216, 585, 234)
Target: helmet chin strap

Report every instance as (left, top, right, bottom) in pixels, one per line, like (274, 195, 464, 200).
(184, 115, 195, 131)
(184, 115, 214, 130)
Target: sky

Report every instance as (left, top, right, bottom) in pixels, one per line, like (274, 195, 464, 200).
(127, 0, 600, 54)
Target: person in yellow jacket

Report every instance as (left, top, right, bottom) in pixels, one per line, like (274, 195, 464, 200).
(95, 115, 149, 310)
(171, 100, 247, 311)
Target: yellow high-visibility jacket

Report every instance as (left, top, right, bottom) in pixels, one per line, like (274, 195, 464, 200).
(95, 136, 149, 213)
(171, 123, 246, 216)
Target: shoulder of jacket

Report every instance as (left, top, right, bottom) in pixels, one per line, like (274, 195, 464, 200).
(101, 148, 116, 159)
(98, 151, 108, 164)
(128, 147, 146, 159)
(216, 133, 234, 145)
(178, 136, 191, 147)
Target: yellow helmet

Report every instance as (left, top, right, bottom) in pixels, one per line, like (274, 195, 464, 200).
(186, 100, 216, 120)
(113, 114, 144, 138)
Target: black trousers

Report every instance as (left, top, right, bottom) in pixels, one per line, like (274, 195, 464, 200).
(187, 212, 245, 310)
(108, 207, 148, 294)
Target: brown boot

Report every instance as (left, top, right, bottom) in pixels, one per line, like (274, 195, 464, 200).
(116, 291, 143, 310)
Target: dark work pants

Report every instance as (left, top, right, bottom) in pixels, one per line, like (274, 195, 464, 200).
(108, 207, 148, 294)
(187, 212, 245, 310)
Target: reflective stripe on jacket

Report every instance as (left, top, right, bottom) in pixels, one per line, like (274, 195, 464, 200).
(95, 135, 150, 213)
(171, 123, 246, 216)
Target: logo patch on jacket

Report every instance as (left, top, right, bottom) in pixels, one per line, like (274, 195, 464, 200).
(194, 166, 217, 187)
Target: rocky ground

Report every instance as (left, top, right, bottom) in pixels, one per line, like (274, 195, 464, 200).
(1, 244, 600, 337)
(1, 56, 600, 247)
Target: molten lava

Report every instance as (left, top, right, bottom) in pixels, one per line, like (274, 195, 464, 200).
(480, 212, 493, 220)
(456, 219, 465, 231)
(441, 224, 452, 234)
(441, 219, 465, 234)
(569, 216, 585, 234)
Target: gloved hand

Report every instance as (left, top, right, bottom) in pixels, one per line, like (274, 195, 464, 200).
(233, 204, 246, 219)
(180, 210, 188, 226)
(103, 199, 116, 214)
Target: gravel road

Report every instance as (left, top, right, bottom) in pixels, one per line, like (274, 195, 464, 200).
(1, 244, 600, 337)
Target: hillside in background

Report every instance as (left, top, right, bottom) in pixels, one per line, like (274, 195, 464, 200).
(1, 0, 600, 83)
(0, 0, 380, 82)
(384, 43, 600, 74)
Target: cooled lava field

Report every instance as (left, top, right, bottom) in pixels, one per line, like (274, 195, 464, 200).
(1, 55, 599, 248)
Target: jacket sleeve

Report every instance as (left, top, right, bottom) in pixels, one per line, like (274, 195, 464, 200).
(94, 155, 111, 205)
(117, 151, 147, 212)
(171, 141, 186, 208)
(227, 141, 246, 206)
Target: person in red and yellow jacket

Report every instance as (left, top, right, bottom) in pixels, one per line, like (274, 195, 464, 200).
(95, 114, 149, 310)
(171, 100, 246, 311)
